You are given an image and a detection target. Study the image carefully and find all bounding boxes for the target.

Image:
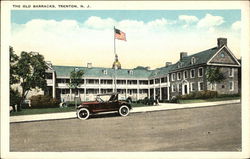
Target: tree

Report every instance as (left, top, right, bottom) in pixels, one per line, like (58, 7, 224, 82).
(206, 67, 226, 89)
(68, 68, 84, 107)
(11, 50, 48, 110)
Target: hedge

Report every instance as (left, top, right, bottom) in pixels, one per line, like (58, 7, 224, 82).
(178, 90, 218, 100)
(30, 95, 60, 108)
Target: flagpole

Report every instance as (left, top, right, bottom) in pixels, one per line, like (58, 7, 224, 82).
(113, 26, 117, 93)
(114, 26, 116, 55)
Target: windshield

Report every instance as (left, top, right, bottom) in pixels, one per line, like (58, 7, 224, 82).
(96, 94, 118, 102)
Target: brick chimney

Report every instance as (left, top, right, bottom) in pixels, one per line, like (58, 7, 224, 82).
(217, 38, 227, 48)
(180, 52, 188, 60)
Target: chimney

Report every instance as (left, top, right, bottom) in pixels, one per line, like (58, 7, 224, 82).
(87, 62, 92, 68)
(217, 38, 227, 48)
(165, 62, 172, 67)
(180, 52, 188, 60)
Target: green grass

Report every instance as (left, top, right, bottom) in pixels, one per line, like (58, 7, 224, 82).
(10, 97, 240, 116)
(10, 106, 76, 116)
(178, 96, 240, 104)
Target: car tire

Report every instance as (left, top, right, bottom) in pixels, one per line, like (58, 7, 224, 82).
(118, 105, 130, 117)
(77, 108, 90, 120)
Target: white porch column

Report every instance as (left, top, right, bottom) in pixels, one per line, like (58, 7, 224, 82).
(52, 71, 56, 98)
(137, 80, 139, 100)
(167, 74, 170, 100)
(84, 78, 86, 101)
(167, 86, 170, 100)
(125, 79, 128, 98)
(153, 79, 156, 100)
(98, 78, 101, 94)
(159, 78, 162, 100)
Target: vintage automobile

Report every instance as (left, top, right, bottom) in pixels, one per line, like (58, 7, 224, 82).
(76, 93, 132, 120)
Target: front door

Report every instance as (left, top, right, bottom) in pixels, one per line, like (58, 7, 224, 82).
(184, 85, 188, 94)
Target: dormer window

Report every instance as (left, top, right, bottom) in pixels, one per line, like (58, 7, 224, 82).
(102, 69, 108, 75)
(177, 62, 181, 68)
(191, 57, 196, 64)
(128, 70, 133, 75)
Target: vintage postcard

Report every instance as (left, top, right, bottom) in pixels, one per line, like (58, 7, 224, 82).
(1, 1, 250, 159)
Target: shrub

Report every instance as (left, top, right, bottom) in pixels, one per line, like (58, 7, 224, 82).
(30, 95, 60, 108)
(217, 93, 240, 98)
(178, 91, 218, 100)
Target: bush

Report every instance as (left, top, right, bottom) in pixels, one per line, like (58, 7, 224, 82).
(217, 93, 241, 98)
(170, 96, 179, 103)
(178, 91, 218, 100)
(30, 95, 60, 108)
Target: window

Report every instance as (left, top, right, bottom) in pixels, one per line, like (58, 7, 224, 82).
(102, 69, 108, 75)
(128, 70, 133, 75)
(183, 71, 188, 79)
(198, 82, 204, 91)
(178, 83, 182, 92)
(150, 80, 154, 84)
(229, 68, 234, 77)
(171, 84, 176, 92)
(208, 82, 216, 91)
(171, 73, 176, 81)
(190, 82, 195, 91)
(191, 57, 196, 64)
(229, 81, 234, 91)
(198, 67, 203, 77)
(190, 69, 195, 78)
(220, 52, 225, 58)
(139, 80, 148, 85)
(155, 78, 160, 84)
(161, 77, 167, 83)
(177, 72, 181, 80)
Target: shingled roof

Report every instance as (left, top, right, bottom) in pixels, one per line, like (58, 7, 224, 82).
(52, 65, 152, 79)
(52, 46, 221, 79)
(170, 47, 220, 72)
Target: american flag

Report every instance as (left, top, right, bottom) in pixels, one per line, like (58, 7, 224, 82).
(114, 28, 126, 41)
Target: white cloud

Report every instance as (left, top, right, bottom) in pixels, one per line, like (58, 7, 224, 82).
(197, 14, 224, 28)
(179, 15, 198, 23)
(232, 21, 241, 31)
(84, 16, 116, 30)
(11, 16, 240, 69)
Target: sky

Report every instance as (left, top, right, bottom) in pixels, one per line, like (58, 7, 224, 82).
(11, 10, 241, 69)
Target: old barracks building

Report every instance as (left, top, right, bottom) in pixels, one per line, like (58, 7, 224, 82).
(44, 38, 241, 102)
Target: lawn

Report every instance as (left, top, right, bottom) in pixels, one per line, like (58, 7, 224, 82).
(178, 96, 240, 104)
(10, 103, 148, 116)
(10, 97, 240, 116)
(10, 106, 76, 116)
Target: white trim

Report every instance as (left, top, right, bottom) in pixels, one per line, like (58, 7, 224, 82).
(191, 57, 196, 64)
(207, 45, 241, 66)
(229, 81, 234, 91)
(183, 70, 188, 79)
(171, 84, 176, 92)
(198, 81, 204, 91)
(171, 73, 176, 81)
(177, 72, 181, 80)
(190, 82, 195, 92)
(207, 63, 241, 67)
(190, 69, 195, 78)
(198, 67, 203, 77)
(229, 68, 234, 77)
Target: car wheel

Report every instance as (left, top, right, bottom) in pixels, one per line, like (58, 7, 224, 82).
(77, 108, 90, 120)
(119, 105, 130, 117)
